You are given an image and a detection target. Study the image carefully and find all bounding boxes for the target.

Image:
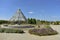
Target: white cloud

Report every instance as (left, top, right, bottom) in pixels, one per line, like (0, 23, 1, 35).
(28, 11, 34, 14)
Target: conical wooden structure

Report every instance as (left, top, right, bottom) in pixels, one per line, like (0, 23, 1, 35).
(10, 9, 27, 24)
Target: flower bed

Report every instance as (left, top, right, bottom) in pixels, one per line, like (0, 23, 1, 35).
(29, 26, 58, 36)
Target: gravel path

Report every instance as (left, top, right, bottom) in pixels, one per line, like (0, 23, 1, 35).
(0, 25, 60, 40)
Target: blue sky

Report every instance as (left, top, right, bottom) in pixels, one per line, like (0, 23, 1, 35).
(0, 0, 60, 21)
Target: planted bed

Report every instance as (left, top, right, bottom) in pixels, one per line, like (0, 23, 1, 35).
(29, 25, 58, 36)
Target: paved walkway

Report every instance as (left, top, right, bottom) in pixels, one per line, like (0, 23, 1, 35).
(0, 25, 60, 40)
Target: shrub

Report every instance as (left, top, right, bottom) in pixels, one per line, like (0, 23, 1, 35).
(0, 28, 24, 33)
(0, 28, 5, 33)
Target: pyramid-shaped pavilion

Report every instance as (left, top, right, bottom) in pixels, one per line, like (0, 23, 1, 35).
(10, 9, 27, 22)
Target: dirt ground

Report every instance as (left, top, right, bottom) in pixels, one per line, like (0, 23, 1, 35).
(0, 25, 60, 40)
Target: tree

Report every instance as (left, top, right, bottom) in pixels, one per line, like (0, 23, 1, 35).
(28, 18, 36, 24)
(28, 18, 31, 24)
(31, 18, 36, 24)
(0, 20, 11, 24)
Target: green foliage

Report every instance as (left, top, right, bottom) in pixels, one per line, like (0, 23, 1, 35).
(0, 28, 24, 33)
(45, 25, 50, 28)
(50, 21, 60, 25)
(28, 18, 36, 24)
(0, 20, 11, 24)
(36, 20, 50, 25)
(54, 21, 60, 25)
(0, 19, 60, 25)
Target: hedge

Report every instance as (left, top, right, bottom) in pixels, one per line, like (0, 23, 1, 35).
(0, 28, 24, 33)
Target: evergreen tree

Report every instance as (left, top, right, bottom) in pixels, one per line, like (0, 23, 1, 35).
(28, 18, 36, 24)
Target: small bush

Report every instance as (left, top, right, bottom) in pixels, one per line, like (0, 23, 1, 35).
(0, 28, 5, 33)
(29, 26, 58, 36)
(0, 28, 24, 33)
